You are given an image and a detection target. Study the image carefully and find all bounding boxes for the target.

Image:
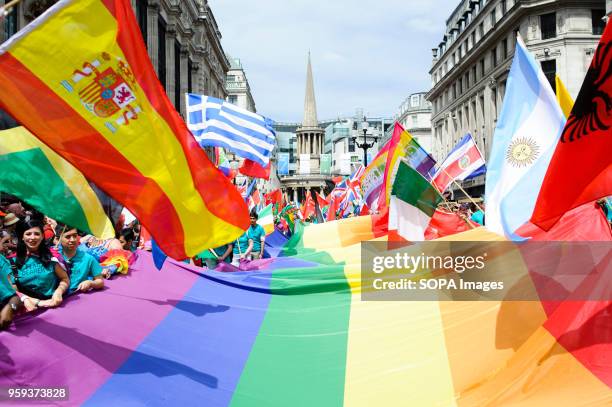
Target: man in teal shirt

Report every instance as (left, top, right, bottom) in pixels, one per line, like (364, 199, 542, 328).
(59, 226, 104, 294)
(246, 212, 266, 260)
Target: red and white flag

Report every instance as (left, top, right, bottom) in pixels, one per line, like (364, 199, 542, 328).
(432, 133, 485, 193)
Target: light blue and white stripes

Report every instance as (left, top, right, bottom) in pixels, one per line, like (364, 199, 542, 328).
(186, 94, 276, 166)
(485, 37, 565, 239)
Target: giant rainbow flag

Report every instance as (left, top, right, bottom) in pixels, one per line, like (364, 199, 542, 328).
(1, 216, 610, 406)
(0, 0, 249, 259)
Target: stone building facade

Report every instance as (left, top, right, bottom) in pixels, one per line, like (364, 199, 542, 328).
(388, 92, 433, 153)
(427, 0, 606, 194)
(225, 57, 256, 113)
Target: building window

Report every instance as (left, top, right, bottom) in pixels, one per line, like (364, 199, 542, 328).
(348, 138, 355, 153)
(174, 40, 181, 110)
(158, 17, 166, 90)
(411, 94, 420, 107)
(480, 58, 485, 77)
(228, 95, 238, 104)
(501, 0, 507, 14)
(592, 9, 606, 35)
(502, 38, 508, 59)
(411, 115, 418, 127)
(3, 5, 18, 41)
(491, 47, 497, 67)
(188, 59, 193, 93)
(136, 0, 148, 46)
(490, 10, 496, 26)
(540, 13, 556, 40)
(471, 32, 476, 48)
(541, 60, 557, 93)
(479, 23, 484, 39)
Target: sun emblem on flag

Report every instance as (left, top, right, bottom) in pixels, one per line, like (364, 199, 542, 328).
(506, 137, 540, 167)
(458, 155, 471, 170)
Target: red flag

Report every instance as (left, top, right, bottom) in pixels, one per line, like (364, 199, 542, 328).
(332, 175, 345, 184)
(518, 201, 612, 241)
(371, 204, 389, 238)
(240, 159, 271, 180)
(359, 204, 370, 216)
(270, 189, 283, 205)
(302, 192, 315, 219)
(315, 192, 329, 208)
(424, 209, 478, 240)
(326, 197, 337, 221)
(531, 23, 612, 230)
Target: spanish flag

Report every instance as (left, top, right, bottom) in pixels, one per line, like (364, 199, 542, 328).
(0, 0, 249, 259)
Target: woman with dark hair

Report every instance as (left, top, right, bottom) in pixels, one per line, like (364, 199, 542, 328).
(11, 219, 70, 311)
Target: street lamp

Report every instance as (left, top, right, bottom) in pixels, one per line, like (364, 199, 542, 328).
(229, 153, 239, 185)
(351, 116, 378, 167)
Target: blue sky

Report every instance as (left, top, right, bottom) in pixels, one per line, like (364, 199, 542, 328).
(209, 0, 458, 122)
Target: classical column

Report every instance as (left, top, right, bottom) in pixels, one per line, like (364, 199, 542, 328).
(179, 45, 189, 116)
(293, 188, 298, 203)
(146, 1, 160, 70)
(165, 23, 177, 107)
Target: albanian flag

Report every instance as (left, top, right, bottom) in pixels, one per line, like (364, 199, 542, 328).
(531, 22, 612, 230)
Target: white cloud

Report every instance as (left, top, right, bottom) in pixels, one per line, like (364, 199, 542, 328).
(208, 0, 458, 122)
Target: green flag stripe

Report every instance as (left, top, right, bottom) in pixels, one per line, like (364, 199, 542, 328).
(0, 149, 90, 232)
(230, 223, 350, 407)
(391, 161, 442, 218)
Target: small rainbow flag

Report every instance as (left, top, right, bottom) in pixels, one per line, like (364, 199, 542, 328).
(381, 122, 436, 207)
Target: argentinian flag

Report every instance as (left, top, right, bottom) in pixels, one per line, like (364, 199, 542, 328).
(485, 37, 565, 238)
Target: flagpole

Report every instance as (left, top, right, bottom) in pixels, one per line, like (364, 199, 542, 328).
(440, 167, 481, 208)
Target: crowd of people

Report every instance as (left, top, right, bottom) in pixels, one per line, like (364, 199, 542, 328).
(0, 199, 272, 331)
(0, 198, 141, 331)
(194, 212, 266, 269)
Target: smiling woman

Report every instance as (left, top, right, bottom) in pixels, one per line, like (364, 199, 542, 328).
(10, 218, 70, 311)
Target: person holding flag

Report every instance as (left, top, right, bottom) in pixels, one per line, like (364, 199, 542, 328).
(246, 211, 266, 260)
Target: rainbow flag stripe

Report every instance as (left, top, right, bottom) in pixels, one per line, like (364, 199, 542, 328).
(0, 0, 249, 258)
(1, 217, 608, 406)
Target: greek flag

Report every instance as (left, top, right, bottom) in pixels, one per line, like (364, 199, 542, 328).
(186, 94, 276, 167)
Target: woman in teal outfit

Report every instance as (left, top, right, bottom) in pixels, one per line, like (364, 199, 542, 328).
(0, 251, 20, 330)
(11, 219, 70, 311)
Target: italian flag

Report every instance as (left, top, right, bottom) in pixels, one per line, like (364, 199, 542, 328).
(257, 204, 275, 235)
(389, 160, 443, 241)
